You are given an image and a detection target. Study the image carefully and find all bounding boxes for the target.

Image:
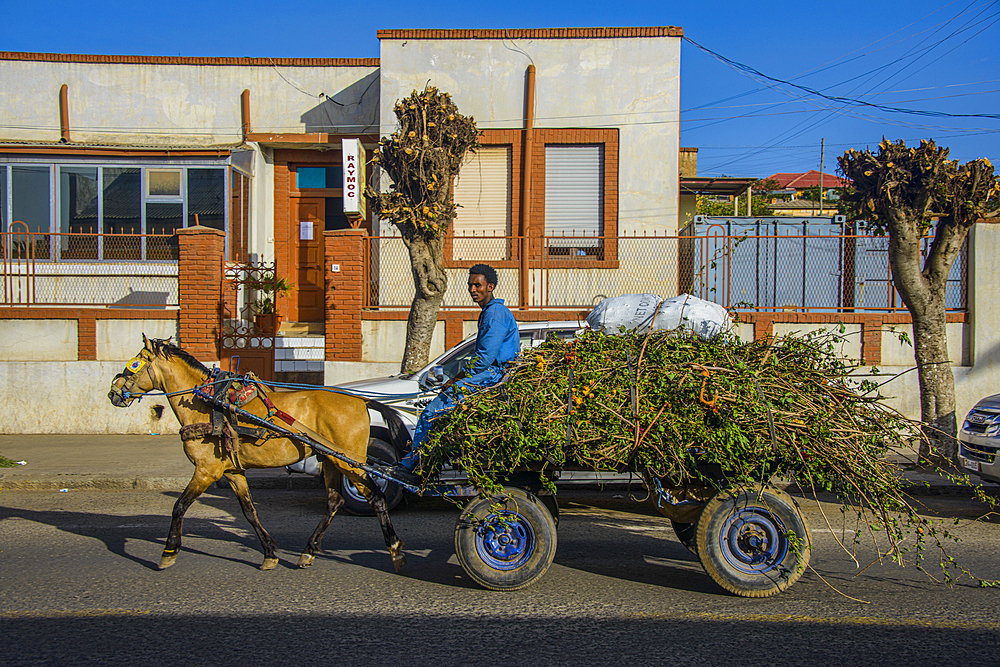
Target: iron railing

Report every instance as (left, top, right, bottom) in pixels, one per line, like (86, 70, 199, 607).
(363, 231, 967, 313)
(1, 228, 179, 307)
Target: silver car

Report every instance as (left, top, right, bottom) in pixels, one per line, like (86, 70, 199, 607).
(958, 394, 1000, 484)
(289, 321, 583, 513)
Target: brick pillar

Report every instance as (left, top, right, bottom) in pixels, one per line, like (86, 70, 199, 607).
(754, 315, 774, 342)
(177, 227, 225, 360)
(324, 229, 365, 361)
(861, 316, 882, 366)
(77, 312, 96, 361)
(444, 314, 464, 349)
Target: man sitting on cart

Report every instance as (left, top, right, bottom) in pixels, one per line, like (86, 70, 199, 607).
(394, 263, 519, 482)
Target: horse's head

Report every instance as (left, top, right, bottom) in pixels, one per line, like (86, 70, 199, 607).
(108, 334, 163, 408)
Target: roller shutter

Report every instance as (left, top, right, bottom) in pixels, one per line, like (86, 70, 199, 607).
(544, 144, 603, 247)
(452, 146, 512, 261)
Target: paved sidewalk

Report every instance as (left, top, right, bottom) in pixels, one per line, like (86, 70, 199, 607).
(0, 434, 313, 491)
(0, 433, 987, 495)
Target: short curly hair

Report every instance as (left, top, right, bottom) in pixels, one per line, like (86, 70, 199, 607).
(469, 263, 498, 287)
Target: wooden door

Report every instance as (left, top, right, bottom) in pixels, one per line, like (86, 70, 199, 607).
(290, 198, 325, 322)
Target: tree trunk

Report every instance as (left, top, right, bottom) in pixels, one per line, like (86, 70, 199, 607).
(399, 233, 447, 374)
(911, 303, 957, 462)
(887, 218, 961, 465)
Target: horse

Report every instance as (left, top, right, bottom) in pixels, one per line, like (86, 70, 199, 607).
(108, 335, 408, 572)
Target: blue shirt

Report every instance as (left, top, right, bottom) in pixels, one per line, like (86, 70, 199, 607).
(465, 298, 519, 385)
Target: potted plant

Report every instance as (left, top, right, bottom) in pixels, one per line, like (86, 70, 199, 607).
(248, 273, 294, 333)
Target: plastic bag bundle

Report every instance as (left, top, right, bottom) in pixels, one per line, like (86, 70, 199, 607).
(585, 293, 661, 333)
(587, 293, 731, 339)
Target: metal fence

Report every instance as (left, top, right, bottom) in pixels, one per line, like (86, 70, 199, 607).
(1, 230, 179, 307)
(363, 231, 968, 313)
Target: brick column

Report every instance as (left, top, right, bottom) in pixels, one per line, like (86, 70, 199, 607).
(754, 315, 774, 342)
(444, 314, 464, 349)
(176, 227, 225, 360)
(324, 229, 365, 361)
(861, 316, 882, 366)
(77, 312, 96, 361)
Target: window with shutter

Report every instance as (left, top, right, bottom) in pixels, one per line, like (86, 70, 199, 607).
(452, 146, 512, 261)
(544, 144, 604, 254)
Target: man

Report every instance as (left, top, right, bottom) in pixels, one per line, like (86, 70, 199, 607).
(396, 263, 519, 478)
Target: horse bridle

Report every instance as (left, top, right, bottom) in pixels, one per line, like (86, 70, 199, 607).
(111, 349, 158, 403)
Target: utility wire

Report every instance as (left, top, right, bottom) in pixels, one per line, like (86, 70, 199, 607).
(682, 36, 1000, 121)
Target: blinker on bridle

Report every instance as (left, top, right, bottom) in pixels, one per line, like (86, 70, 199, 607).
(113, 352, 154, 402)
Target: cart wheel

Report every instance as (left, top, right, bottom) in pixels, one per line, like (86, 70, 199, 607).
(454, 487, 557, 591)
(340, 438, 404, 516)
(696, 484, 810, 598)
(671, 521, 698, 555)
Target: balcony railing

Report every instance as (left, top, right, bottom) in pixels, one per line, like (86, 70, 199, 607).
(1, 229, 179, 307)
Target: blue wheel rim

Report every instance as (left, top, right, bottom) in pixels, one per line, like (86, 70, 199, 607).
(474, 511, 535, 571)
(718, 505, 789, 575)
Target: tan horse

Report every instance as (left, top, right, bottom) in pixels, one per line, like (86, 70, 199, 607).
(108, 336, 407, 572)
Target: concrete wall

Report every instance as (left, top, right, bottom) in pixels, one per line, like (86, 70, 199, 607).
(379, 35, 681, 235)
(0, 361, 179, 434)
(0, 318, 180, 433)
(0, 59, 379, 146)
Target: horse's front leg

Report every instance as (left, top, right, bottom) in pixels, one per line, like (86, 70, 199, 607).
(224, 471, 280, 570)
(353, 475, 406, 573)
(160, 466, 218, 569)
(297, 461, 345, 568)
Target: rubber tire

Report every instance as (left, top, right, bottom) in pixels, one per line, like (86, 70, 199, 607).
(340, 438, 404, 516)
(695, 484, 811, 598)
(671, 520, 698, 555)
(455, 487, 558, 591)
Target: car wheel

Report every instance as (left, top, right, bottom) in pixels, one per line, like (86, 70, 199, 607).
(340, 437, 404, 516)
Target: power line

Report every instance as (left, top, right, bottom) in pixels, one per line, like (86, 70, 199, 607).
(683, 36, 1000, 121)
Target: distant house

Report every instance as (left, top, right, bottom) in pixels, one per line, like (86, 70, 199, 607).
(762, 170, 847, 216)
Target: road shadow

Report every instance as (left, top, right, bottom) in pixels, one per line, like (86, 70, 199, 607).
(2, 609, 998, 666)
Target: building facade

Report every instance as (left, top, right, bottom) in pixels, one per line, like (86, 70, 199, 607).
(1, 28, 998, 434)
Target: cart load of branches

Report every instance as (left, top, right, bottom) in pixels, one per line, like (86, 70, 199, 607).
(419, 325, 993, 584)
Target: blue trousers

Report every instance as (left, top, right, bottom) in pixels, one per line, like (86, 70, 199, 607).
(401, 370, 502, 470)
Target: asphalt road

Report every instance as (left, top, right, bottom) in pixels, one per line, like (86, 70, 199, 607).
(1, 488, 998, 667)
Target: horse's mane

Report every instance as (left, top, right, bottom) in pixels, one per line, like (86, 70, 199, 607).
(149, 338, 211, 376)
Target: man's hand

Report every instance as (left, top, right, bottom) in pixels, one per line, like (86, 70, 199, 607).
(442, 371, 465, 390)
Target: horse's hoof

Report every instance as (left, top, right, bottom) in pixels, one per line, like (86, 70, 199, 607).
(392, 552, 406, 573)
(297, 553, 315, 569)
(158, 552, 178, 570)
(260, 557, 279, 571)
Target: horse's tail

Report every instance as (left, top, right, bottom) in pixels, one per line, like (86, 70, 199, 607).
(365, 399, 413, 458)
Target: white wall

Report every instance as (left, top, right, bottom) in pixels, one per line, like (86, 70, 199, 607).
(379, 35, 682, 234)
(0, 59, 379, 146)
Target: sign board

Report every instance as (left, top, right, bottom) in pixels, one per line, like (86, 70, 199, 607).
(299, 220, 313, 240)
(342, 138, 367, 220)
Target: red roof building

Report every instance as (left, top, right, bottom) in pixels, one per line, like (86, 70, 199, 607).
(764, 170, 848, 189)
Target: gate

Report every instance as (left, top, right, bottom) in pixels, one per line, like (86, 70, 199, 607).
(220, 262, 278, 380)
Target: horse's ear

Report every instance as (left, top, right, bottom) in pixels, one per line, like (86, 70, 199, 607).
(143, 333, 152, 350)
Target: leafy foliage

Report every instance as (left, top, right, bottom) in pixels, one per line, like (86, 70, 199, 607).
(366, 86, 480, 239)
(838, 138, 999, 237)
(417, 327, 997, 584)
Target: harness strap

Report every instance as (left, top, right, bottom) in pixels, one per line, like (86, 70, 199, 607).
(256, 388, 295, 425)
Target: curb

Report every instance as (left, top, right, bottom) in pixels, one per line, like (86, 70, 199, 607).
(0, 473, 325, 492)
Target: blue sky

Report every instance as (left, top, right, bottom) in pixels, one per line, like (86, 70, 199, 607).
(3, 0, 997, 178)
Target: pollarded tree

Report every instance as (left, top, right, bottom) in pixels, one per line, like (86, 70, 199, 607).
(366, 87, 479, 373)
(838, 139, 999, 462)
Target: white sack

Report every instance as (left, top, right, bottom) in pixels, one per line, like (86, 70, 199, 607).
(587, 293, 731, 339)
(651, 294, 731, 339)
(585, 293, 662, 333)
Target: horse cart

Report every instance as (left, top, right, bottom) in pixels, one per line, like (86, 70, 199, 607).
(109, 338, 811, 598)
